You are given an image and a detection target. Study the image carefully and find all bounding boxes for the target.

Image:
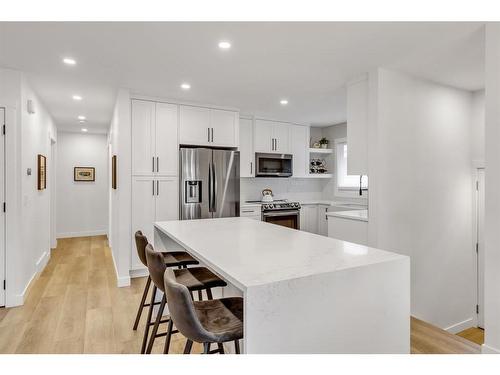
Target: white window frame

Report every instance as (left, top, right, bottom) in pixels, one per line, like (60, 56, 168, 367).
(335, 138, 368, 191)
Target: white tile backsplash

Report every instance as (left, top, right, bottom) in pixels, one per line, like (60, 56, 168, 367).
(241, 177, 327, 202)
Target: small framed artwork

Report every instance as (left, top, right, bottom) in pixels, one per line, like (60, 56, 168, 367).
(37, 154, 47, 190)
(74, 167, 95, 182)
(111, 155, 117, 189)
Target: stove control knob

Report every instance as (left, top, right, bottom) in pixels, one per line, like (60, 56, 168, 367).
(269, 204, 274, 209)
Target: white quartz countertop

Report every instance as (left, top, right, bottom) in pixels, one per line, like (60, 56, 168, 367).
(155, 217, 403, 290)
(327, 209, 369, 222)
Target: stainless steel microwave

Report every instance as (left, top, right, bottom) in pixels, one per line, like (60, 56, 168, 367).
(255, 153, 293, 177)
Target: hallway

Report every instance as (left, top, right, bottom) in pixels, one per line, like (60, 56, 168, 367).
(0, 236, 482, 354)
(0, 236, 202, 354)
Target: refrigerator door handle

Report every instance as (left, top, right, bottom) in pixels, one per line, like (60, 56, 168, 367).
(212, 162, 217, 213)
(208, 162, 212, 212)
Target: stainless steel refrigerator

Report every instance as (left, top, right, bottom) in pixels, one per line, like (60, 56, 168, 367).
(180, 147, 240, 220)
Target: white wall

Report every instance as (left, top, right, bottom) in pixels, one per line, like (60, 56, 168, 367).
(241, 178, 325, 203)
(368, 68, 475, 332)
(0, 68, 57, 306)
(471, 90, 485, 163)
(483, 24, 500, 354)
(108, 88, 132, 287)
(56, 131, 108, 238)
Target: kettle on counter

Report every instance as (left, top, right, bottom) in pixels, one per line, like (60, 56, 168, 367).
(261, 188, 274, 202)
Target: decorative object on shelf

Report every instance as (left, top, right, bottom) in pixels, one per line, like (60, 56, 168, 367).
(319, 137, 329, 149)
(261, 188, 274, 202)
(37, 154, 46, 190)
(74, 166, 95, 182)
(112, 155, 117, 189)
(310, 158, 328, 174)
(312, 141, 321, 149)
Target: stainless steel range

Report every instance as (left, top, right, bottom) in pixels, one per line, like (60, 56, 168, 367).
(261, 202, 301, 230)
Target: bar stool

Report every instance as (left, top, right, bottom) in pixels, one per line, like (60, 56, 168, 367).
(143, 243, 228, 354)
(133, 230, 199, 334)
(163, 267, 243, 354)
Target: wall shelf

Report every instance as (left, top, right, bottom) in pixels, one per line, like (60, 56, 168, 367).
(309, 148, 333, 154)
(307, 173, 333, 179)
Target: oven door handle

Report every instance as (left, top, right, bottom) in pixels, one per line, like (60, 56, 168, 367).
(262, 211, 299, 217)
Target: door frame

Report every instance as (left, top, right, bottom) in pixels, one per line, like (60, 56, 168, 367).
(0, 107, 5, 307)
(473, 164, 485, 328)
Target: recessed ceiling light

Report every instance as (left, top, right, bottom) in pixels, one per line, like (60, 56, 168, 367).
(79, 120, 86, 123)
(218, 41, 231, 50)
(72, 95, 82, 101)
(280, 99, 289, 105)
(78, 115, 86, 120)
(81, 128, 88, 132)
(63, 57, 76, 65)
(180, 83, 191, 90)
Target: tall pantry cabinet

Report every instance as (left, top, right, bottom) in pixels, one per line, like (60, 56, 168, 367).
(131, 99, 179, 271)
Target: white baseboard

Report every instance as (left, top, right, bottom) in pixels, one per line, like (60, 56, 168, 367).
(444, 317, 474, 334)
(130, 267, 148, 279)
(57, 229, 107, 239)
(8, 268, 38, 307)
(35, 250, 50, 273)
(482, 344, 500, 354)
(109, 245, 131, 288)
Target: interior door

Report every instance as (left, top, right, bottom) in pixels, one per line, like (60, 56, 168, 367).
(131, 176, 155, 270)
(0, 108, 5, 306)
(155, 103, 178, 176)
(210, 109, 237, 147)
(132, 100, 155, 175)
(212, 150, 240, 218)
(155, 177, 179, 222)
(477, 168, 485, 328)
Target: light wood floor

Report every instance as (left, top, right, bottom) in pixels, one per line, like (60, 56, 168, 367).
(456, 327, 485, 346)
(0, 235, 482, 354)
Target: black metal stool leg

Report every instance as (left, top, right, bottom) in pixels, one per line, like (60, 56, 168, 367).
(141, 285, 157, 354)
(206, 288, 213, 300)
(146, 294, 166, 354)
(217, 343, 225, 354)
(234, 340, 240, 354)
(197, 290, 203, 301)
(203, 342, 210, 354)
(133, 276, 151, 330)
(184, 339, 193, 354)
(163, 319, 174, 354)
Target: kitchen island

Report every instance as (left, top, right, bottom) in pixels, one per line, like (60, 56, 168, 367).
(154, 217, 410, 353)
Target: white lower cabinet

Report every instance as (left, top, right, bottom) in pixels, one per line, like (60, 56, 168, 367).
(300, 205, 318, 233)
(317, 205, 329, 236)
(327, 216, 368, 245)
(240, 205, 261, 220)
(131, 176, 178, 270)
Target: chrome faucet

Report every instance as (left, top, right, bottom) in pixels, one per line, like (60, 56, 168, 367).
(359, 175, 368, 196)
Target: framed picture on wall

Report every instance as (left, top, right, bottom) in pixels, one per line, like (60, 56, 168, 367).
(37, 154, 47, 190)
(74, 166, 95, 182)
(112, 155, 117, 189)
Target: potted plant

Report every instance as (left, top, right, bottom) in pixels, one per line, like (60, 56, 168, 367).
(319, 137, 329, 149)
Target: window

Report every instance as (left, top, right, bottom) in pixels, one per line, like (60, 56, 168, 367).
(336, 139, 368, 190)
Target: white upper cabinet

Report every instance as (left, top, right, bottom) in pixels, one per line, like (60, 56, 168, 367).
(273, 122, 290, 154)
(239, 118, 254, 177)
(132, 100, 155, 175)
(210, 109, 239, 147)
(254, 120, 273, 153)
(132, 99, 179, 176)
(346, 75, 369, 175)
(290, 125, 309, 177)
(180, 105, 239, 147)
(254, 119, 290, 154)
(179, 105, 211, 146)
(155, 103, 179, 176)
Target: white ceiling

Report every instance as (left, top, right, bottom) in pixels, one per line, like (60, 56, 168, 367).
(0, 22, 485, 132)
